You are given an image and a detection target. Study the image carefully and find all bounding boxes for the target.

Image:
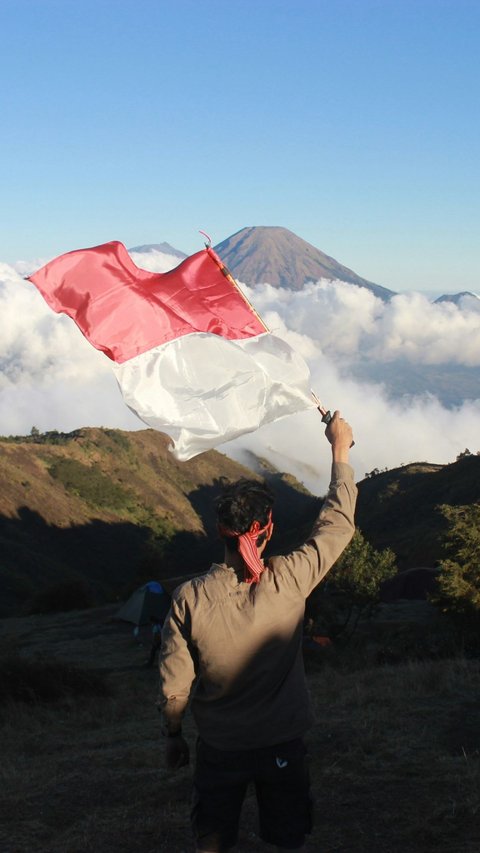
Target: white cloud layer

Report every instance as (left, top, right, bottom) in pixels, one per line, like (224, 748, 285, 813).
(245, 280, 480, 366)
(1, 252, 479, 494)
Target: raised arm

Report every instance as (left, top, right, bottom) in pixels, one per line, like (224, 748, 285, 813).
(271, 410, 357, 596)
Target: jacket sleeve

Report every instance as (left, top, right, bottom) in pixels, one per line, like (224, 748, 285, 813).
(156, 592, 196, 732)
(271, 461, 357, 598)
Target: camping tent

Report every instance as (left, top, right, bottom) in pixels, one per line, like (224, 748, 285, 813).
(115, 581, 171, 626)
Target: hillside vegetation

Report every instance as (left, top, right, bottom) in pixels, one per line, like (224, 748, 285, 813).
(0, 428, 318, 617)
(2, 428, 480, 619)
(356, 454, 480, 568)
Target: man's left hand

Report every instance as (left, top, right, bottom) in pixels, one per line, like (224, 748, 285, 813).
(165, 735, 190, 771)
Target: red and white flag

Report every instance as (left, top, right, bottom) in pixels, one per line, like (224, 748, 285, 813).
(28, 241, 314, 459)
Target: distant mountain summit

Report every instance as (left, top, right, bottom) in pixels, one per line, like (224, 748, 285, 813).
(129, 242, 187, 259)
(434, 291, 480, 306)
(214, 226, 395, 300)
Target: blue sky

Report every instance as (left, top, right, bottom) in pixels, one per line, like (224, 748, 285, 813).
(1, 0, 479, 292)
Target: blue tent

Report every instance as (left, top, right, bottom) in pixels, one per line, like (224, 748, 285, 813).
(115, 582, 171, 626)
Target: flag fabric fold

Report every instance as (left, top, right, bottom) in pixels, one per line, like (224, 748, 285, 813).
(28, 241, 314, 460)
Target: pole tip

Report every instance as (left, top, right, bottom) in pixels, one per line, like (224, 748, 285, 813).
(199, 230, 212, 247)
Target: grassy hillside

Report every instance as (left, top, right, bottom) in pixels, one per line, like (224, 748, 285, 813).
(2, 427, 479, 618)
(0, 428, 319, 617)
(356, 454, 480, 568)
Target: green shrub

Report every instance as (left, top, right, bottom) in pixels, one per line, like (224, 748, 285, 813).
(104, 429, 131, 452)
(310, 529, 398, 639)
(48, 457, 132, 510)
(2, 429, 77, 445)
(432, 502, 480, 649)
(333, 529, 398, 602)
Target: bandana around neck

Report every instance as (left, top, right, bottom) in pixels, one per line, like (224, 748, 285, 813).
(219, 512, 273, 583)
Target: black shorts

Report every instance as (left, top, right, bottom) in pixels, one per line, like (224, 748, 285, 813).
(192, 737, 312, 851)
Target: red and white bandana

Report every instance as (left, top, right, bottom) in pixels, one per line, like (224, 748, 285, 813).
(219, 512, 273, 583)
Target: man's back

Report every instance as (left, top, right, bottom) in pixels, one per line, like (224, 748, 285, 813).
(159, 460, 357, 750)
(167, 561, 308, 750)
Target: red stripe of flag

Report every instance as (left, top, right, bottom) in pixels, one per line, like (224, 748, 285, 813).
(27, 241, 265, 364)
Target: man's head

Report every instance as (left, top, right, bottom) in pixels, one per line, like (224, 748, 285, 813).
(215, 478, 274, 553)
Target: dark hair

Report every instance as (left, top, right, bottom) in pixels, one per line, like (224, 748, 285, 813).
(215, 479, 274, 550)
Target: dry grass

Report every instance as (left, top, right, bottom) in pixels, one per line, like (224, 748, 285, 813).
(1, 607, 479, 853)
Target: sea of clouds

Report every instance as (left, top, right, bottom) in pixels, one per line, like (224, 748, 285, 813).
(1, 247, 479, 494)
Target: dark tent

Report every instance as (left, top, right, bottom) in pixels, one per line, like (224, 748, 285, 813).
(115, 581, 171, 626)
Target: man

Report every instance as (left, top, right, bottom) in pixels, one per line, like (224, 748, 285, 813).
(158, 411, 356, 852)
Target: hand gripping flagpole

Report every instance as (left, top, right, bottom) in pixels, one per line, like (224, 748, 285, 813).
(310, 390, 333, 425)
(199, 231, 353, 444)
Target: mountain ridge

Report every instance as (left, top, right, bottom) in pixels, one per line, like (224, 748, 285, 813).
(356, 454, 480, 568)
(128, 242, 187, 258)
(0, 428, 318, 617)
(213, 226, 395, 300)
(1, 428, 479, 617)
(434, 291, 480, 306)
